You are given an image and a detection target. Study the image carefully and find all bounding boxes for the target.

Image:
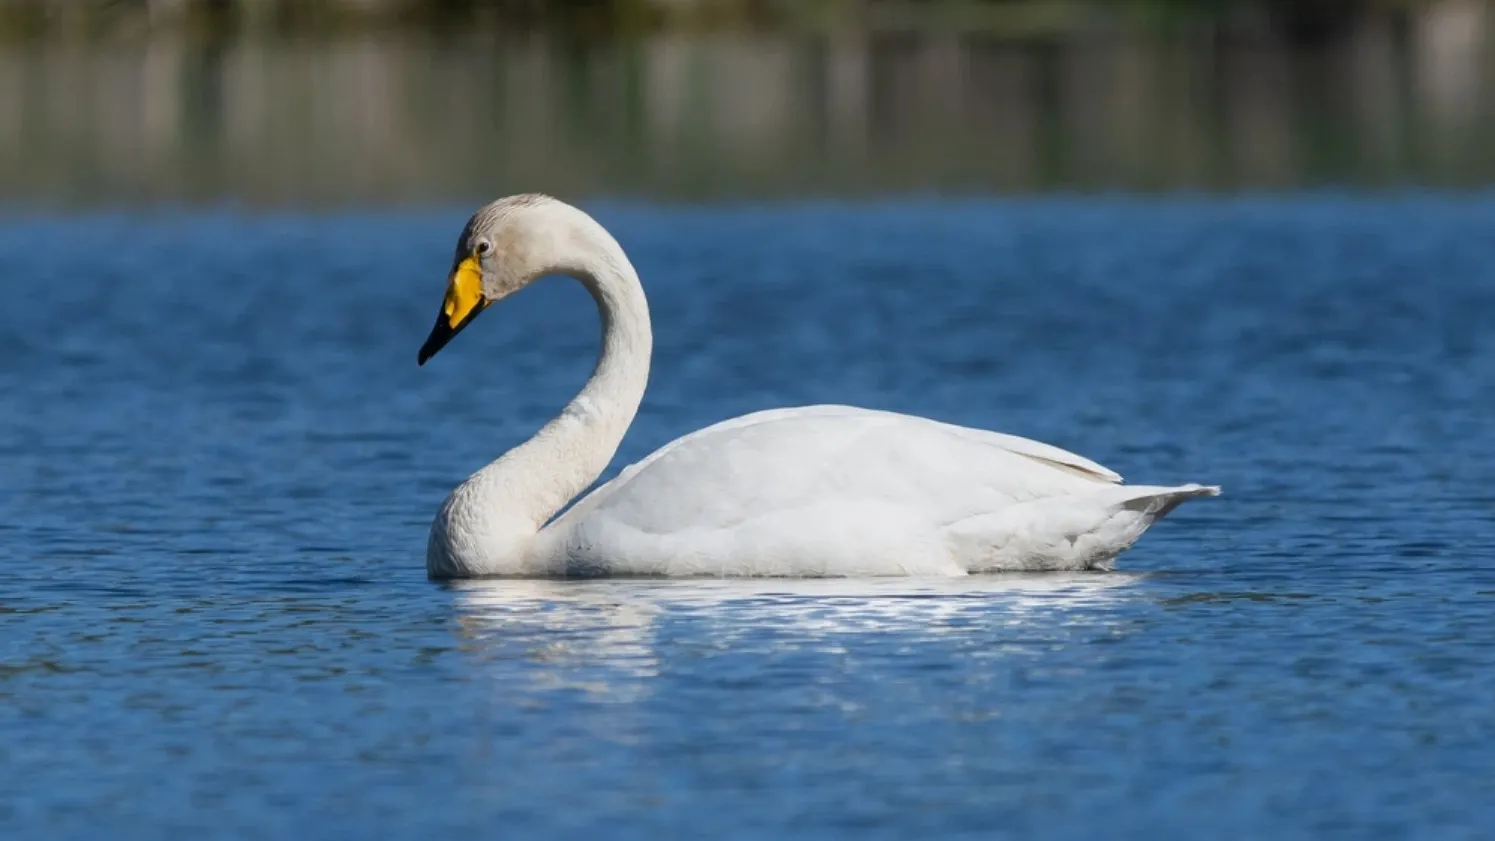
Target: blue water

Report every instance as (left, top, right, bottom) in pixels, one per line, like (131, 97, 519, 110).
(3, 196, 1494, 839)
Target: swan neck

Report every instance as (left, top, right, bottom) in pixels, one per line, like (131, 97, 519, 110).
(457, 235, 652, 571)
(555, 254, 653, 485)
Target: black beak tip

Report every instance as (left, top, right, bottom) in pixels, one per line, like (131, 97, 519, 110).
(418, 320, 454, 367)
(418, 298, 487, 368)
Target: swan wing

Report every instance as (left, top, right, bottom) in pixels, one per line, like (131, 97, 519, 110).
(557, 404, 1121, 536)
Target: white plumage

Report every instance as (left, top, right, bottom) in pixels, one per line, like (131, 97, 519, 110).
(416, 195, 1218, 578)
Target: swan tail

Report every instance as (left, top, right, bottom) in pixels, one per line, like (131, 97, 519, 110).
(1076, 483, 1220, 570)
(947, 482, 1220, 573)
(1116, 483, 1221, 519)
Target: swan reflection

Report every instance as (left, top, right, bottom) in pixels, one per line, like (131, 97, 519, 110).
(448, 574, 1138, 699)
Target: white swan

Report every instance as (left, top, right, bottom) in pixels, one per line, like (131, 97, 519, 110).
(416, 194, 1218, 578)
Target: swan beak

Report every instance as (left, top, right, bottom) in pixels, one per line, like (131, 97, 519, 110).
(418, 256, 490, 365)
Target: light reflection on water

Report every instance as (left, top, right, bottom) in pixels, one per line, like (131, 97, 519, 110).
(449, 575, 1139, 698)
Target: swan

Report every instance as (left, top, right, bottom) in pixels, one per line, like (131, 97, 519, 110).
(416, 194, 1219, 578)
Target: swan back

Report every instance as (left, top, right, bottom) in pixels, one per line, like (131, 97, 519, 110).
(554, 404, 1120, 538)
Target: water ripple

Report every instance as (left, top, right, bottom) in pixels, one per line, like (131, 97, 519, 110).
(2, 197, 1494, 840)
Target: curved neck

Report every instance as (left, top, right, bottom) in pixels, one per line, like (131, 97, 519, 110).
(441, 229, 651, 574)
(521, 255, 653, 523)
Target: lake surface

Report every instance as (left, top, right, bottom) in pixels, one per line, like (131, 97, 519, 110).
(3, 195, 1495, 839)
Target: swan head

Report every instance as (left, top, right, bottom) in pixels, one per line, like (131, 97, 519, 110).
(418, 193, 577, 366)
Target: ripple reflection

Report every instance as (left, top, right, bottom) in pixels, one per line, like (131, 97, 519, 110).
(447, 574, 1139, 698)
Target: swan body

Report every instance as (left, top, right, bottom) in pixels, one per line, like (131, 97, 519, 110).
(417, 195, 1218, 578)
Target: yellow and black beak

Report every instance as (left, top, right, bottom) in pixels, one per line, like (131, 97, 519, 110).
(418, 256, 489, 366)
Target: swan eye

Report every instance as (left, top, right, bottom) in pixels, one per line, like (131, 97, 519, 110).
(475, 240, 493, 257)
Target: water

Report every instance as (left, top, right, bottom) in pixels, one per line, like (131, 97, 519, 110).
(3, 195, 1495, 839)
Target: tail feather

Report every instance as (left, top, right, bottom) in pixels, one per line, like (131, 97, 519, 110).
(947, 482, 1219, 572)
(1119, 483, 1221, 519)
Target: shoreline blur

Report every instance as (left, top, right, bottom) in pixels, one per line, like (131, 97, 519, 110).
(1, 0, 1491, 206)
(0, 1, 1462, 38)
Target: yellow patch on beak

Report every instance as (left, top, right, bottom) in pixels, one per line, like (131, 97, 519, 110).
(418, 256, 491, 366)
(442, 256, 486, 329)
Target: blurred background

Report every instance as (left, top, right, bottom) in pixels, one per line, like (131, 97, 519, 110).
(1, 0, 1492, 205)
